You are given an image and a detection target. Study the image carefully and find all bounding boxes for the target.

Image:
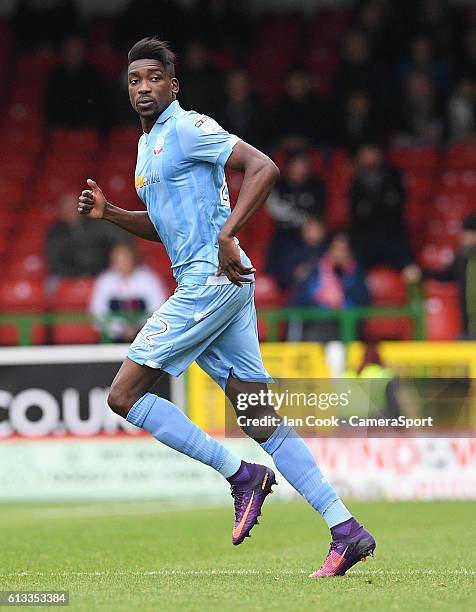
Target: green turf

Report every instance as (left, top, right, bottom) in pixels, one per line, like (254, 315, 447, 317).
(0, 499, 475, 611)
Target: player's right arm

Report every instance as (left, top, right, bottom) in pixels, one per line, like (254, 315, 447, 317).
(78, 179, 162, 242)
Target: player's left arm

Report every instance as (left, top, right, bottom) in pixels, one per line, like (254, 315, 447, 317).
(219, 142, 280, 285)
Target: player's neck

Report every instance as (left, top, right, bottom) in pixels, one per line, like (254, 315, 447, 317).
(140, 116, 158, 134)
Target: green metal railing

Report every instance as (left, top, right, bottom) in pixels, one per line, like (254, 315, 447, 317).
(0, 285, 425, 346)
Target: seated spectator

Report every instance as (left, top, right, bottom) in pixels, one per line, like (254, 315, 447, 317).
(45, 36, 107, 128)
(393, 70, 445, 145)
(448, 77, 476, 142)
(90, 243, 167, 342)
(290, 233, 369, 342)
(287, 217, 328, 290)
(292, 233, 369, 309)
(216, 69, 265, 148)
(46, 193, 130, 280)
(349, 143, 414, 272)
(265, 151, 326, 288)
(272, 68, 327, 150)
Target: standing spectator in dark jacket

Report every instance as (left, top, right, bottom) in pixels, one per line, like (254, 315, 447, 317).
(409, 215, 476, 338)
(272, 68, 326, 150)
(265, 151, 326, 288)
(332, 31, 382, 105)
(448, 77, 476, 142)
(349, 144, 413, 271)
(178, 41, 221, 116)
(393, 70, 445, 145)
(333, 90, 382, 150)
(45, 36, 107, 128)
(216, 69, 265, 148)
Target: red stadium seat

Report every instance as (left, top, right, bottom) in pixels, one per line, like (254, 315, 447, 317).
(0, 278, 46, 312)
(254, 274, 283, 309)
(446, 143, 476, 169)
(51, 322, 99, 345)
(0, 126, 43, 154)
(50, 277, 99, 344)
(4, 254, 46, 281)
(50, 128, 99, 154)
(0, 325, 46, 346)
(364, 267, 411, 340)
(417, 243, 456, 271)
(108, 127, 142, 153)
(388, 146, 441, 173)
(424, 281, 462, 340)
(52, 277, 95, 311)
(366, 267, 407, 305)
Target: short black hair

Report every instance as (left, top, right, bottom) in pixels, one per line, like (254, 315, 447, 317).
(128, 36, 175, 77)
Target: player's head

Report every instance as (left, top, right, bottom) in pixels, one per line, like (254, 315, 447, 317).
(127, 36, 179, 121)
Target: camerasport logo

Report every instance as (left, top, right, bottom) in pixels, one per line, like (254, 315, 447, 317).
(0, 387, 141, 438)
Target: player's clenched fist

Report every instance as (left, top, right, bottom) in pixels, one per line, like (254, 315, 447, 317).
(78, 179, 108, 219)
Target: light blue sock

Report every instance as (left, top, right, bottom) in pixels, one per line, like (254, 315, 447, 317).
(261, 422, 352, 528)
(127, 393, 242, 478)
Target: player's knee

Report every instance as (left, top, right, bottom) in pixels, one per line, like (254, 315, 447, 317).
(107, 385, 134, 419)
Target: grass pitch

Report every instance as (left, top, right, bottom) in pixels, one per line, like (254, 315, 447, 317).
(0, 499, 475, 611)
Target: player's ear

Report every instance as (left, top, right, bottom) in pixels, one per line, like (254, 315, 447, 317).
(171, 77, 179, 95)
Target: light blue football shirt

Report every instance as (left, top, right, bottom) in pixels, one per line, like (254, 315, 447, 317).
(134, 99, 251, 284)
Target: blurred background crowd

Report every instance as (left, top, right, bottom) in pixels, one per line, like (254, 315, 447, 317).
(0, 0, 475, 345)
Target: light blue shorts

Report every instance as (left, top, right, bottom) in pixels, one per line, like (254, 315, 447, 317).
(127, 279, 271, 389)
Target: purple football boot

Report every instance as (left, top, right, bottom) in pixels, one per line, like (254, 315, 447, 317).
(228, 462, 277, 545)
(310, 518, 376, 577)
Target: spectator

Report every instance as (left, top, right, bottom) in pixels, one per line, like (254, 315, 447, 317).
(393, 70, 445, 145)
(290, 233, 369, 341)
(114, 0, 184, 54)
(45, 36, 107, 128)
(272, 68, 326, 150)
(448, 77, 476, 142)
(216, 69, 265, 148)
(46, 193, 130, 280)
(458, 27, 476, 81)
(288, 217, 328, 290)
(410, 215, 476, 339)
(90, 243, 167, 342)
(13, 0, 79, 51)
(265, 151, 326, 288)
(333, 90, 383, 150)
(178, 41, 221, 116)
(398, 35, 450, 97)
(349, 144, 413, 272)
(332, 30, 382, 105)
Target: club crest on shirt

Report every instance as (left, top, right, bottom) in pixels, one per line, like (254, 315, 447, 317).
(153, 135, 165, 155)
(194, 115, 220, 134)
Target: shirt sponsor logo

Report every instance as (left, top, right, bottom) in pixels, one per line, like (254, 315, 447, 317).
(135, 172, 161, 189)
